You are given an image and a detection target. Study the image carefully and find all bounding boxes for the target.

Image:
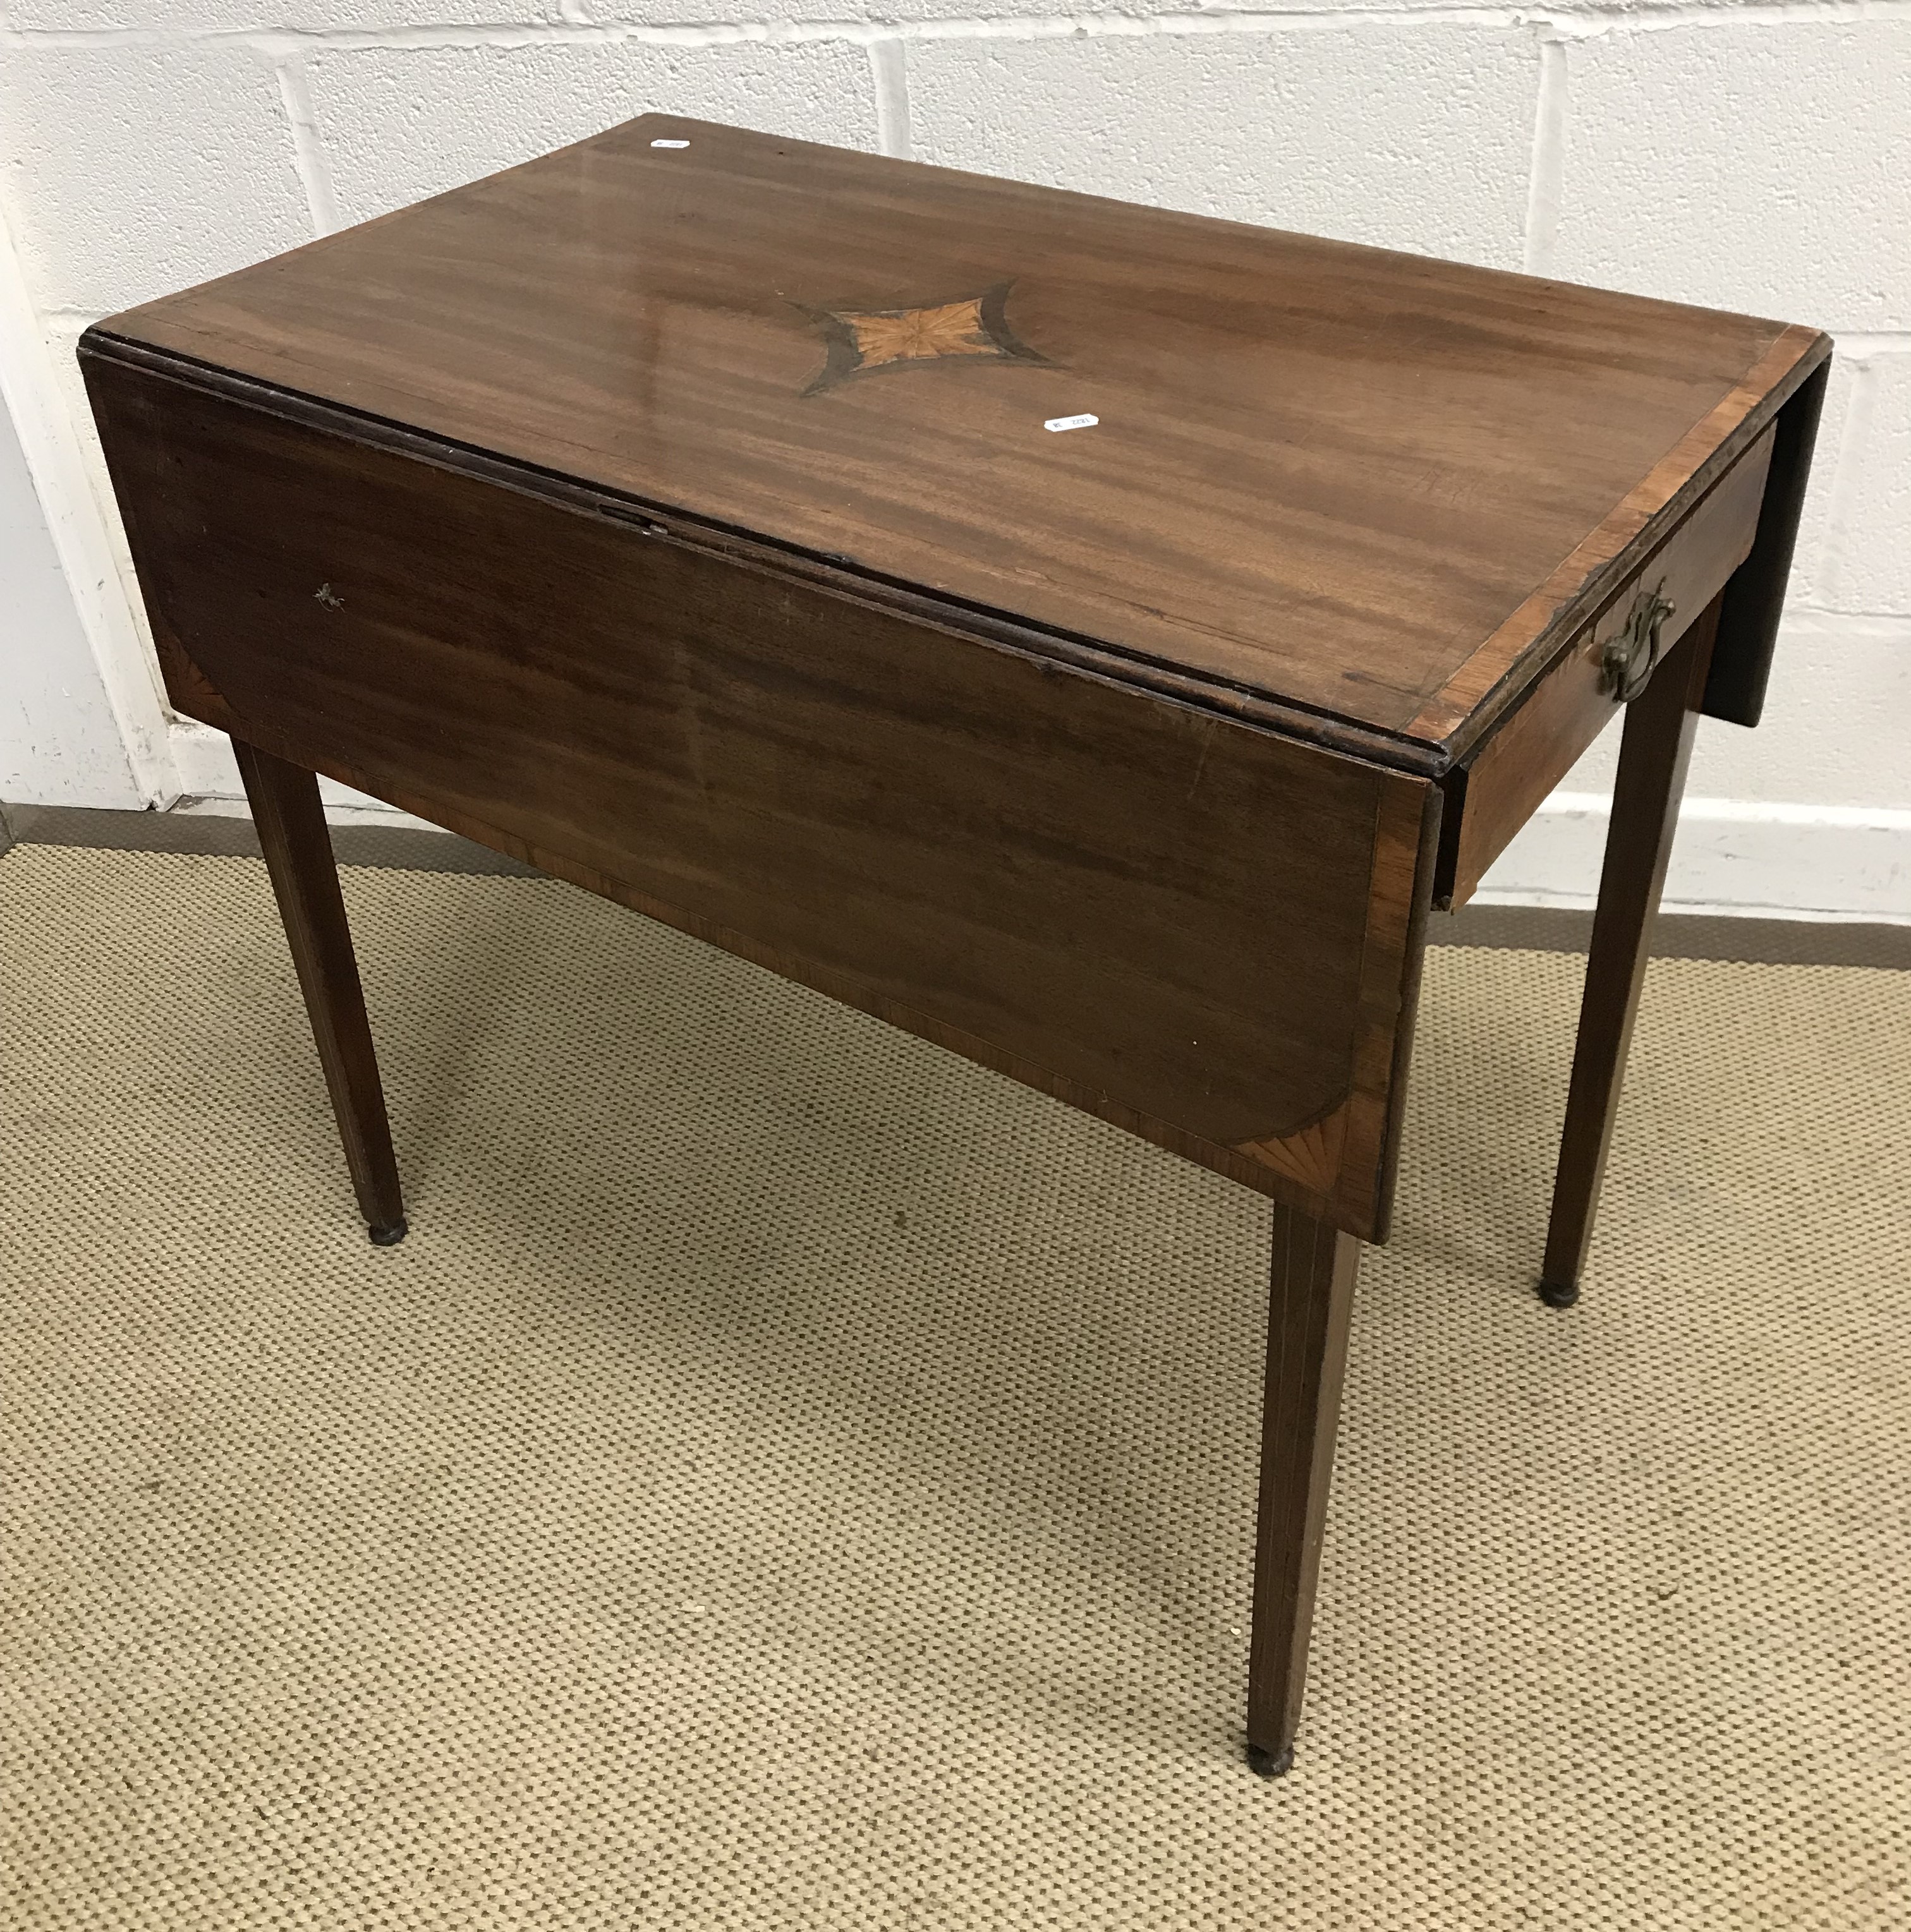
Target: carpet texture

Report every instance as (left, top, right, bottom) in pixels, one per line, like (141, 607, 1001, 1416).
(1, 843, 1906, 1929)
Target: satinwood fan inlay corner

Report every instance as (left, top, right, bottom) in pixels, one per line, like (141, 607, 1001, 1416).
(1234, 1098, 1354, 1199)
(798, 281, 1050, 397)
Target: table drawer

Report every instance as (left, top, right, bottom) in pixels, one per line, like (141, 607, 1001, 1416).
(1445, 424, 1774, 907)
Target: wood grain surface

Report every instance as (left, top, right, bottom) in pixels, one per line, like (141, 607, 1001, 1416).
(1707, 358, 1831, 729)
(1443, 423, 1772, 905)
(1247, 1202, 1362, 1773)
(90, 115, 1828, 762)
(1540, 600, 1721, 1303)
(85, 350, 1438, 1237)
(233, 739, 407, 1243)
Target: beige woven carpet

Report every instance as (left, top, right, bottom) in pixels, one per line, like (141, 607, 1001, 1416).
(3, 843, 1907, 1930)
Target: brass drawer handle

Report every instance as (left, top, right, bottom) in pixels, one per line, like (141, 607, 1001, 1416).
(1599, 581, 1676, 702)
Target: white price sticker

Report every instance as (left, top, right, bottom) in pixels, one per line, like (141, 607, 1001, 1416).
(1044, 413, 1098, 433)
(650, 138, 690, 149)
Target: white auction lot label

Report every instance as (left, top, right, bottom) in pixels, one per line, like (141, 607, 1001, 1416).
(1043, 414, 1098, 433)
(650, 139, 690, 149)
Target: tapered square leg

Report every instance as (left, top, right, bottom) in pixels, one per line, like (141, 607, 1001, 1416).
(1246, 1200, 1361, 1777)
(1538, 596, 1723, 1307)
(233, 738, 407, 1244)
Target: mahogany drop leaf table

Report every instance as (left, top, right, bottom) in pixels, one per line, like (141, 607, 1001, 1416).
(80, 118, 1829, 1775)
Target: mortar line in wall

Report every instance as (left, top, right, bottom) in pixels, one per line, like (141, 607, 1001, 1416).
(272, 56, 343, 238)
(1544, 792, 1911, 831)
(8, 0, 1910, 55)
(870, 38, 913, 159)
(1832, 332, 1911, 356)
(1785, 608, 1911, 636)
(1520, 29, 1567, 278)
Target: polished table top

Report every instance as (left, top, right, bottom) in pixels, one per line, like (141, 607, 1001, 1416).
(94, 114, 1825, 770)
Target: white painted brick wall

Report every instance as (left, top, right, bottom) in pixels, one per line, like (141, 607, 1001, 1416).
(0, 383, 138, 804)
(0, 42, 308, 315)
(1550, 22, 1911, 332)
(1815, 351, 1911, 616)
(907, 27, 1538, 269)
(0, 1, 1904, 914)
(7, 2, 571, 25)
(306, 40, 878, 224)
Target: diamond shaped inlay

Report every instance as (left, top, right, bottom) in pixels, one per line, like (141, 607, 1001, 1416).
(799, 281, 1050, 396)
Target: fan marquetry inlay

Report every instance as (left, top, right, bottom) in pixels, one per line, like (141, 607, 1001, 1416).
(1235, 1101, 1352, 1198)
